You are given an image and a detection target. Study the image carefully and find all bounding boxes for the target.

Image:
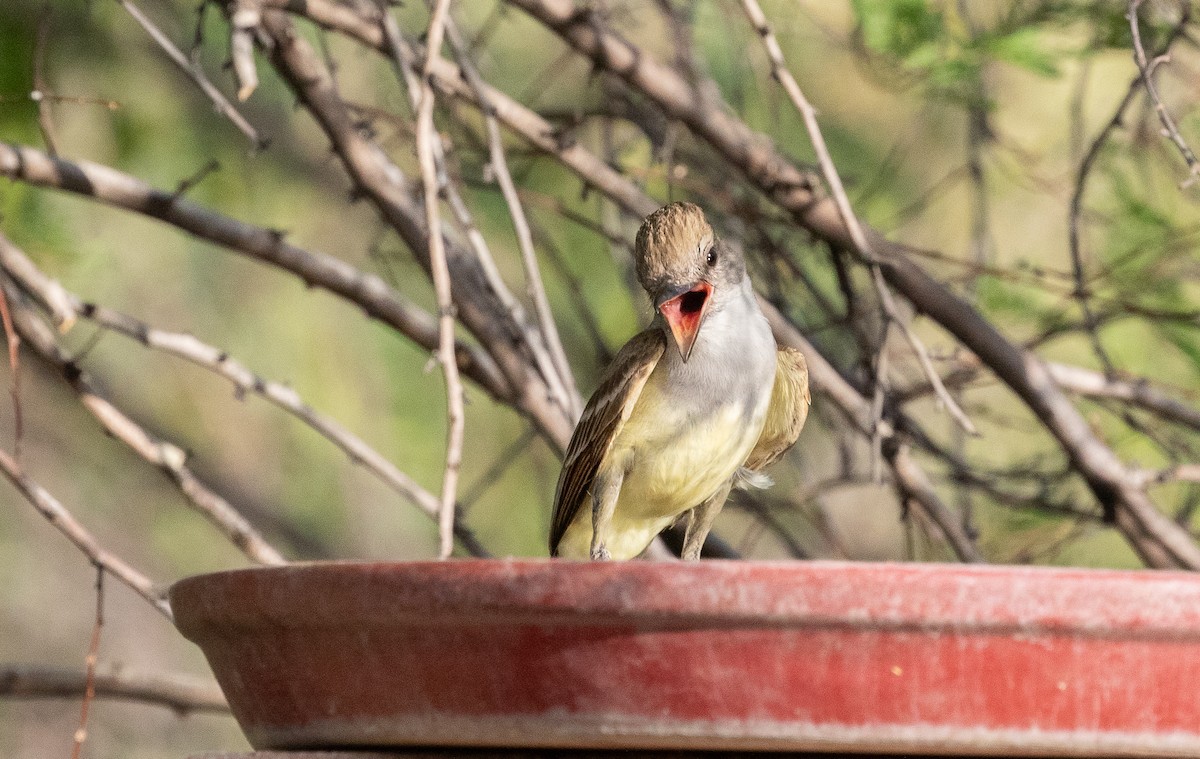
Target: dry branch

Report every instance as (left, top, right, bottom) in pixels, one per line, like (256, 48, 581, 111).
(374, 14, 577, 423)
(70, 299, 490, 557)
(257, 10, 576, 450)
(737, 0, 980, 441)
(1, 664, 229, 714)
(71, 567, 103, 759)
(1, 280, 286, 566)
(414, 0, 464, 559)
(1129, 0, 1199, 186)
(445, 18, 580, 420)
(0, 143, 510, 402)
(0, 443, 171, 619)
(117, 0, 263, 146)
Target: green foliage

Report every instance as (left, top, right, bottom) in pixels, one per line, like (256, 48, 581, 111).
(851, 0, 1067, 105)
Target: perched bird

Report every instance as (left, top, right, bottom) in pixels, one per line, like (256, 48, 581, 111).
(550, 202, 810, 561)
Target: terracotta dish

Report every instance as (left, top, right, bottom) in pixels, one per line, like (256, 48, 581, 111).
(171, 560, 1200, 755)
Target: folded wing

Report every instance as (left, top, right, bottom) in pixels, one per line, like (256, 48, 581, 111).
(550, 329, 666, 555)
(741, 346, 810, 478)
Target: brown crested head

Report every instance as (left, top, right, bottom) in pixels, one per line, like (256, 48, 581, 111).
(634, 202, 744, 301)
(633, 202, 746, 361)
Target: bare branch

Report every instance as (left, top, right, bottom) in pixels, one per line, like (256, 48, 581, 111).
(0, 234, 76, 332)
(1129, 0, 1200, 187)
(0, 143, 511, 403)
(444, 18, 580, 420)
(762, 307, 984, 563)
(228, 0, 262, 101)
(1132, 463, 1200, 489)
(71, 567, 103, 759)
(116, 0, 263, 146)
(0, 279, 22, 460)
(374, 8, 578, 421)
(414, 0, 464, 560)
(0, 444, 170, 619)
(256, 11, 576, 449)
(69, 298, 489, 556)
(0, 664, 228, 714)
(1048, 362, 1200, 433)
(263, 0, 656, 217)
(1068, 9, 1192, 372)
(2, 281, 287, 566)
(31, 5, 59, 156)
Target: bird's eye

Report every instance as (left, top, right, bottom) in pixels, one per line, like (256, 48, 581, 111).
(706, 247, 717, 267)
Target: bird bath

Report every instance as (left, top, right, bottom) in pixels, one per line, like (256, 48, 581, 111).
(171, 560, 1200, 756)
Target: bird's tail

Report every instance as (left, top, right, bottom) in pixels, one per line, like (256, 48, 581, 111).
(732, 466, 773, 490)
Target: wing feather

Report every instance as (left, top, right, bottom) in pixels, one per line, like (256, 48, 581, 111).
(550, 329, 666, 555)
(743, 347, 811, 473)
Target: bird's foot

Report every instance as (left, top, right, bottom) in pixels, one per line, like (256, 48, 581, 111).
(590, 544, 612, 561)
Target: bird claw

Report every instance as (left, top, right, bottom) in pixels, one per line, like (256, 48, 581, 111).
(590, 544, 611, 561)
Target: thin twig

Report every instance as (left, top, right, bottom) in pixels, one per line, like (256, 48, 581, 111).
(739, 0, 977, 437)
(1065, 31, 1179, 374)
(0, 283, 22, 460)
(1129, 0, 1200, 187)
(117, 0, 264, 146)
(285, 0, 1199, 567)
(444, 18, 580, 419)
(32, 5, 59, 156)
(170, 159, 221, 200)
(376, 11, 576, 420)
(0, 143, 511, 404)
(2, 282, 287, 566)
(505, 0, 1199, 566)
(71, 567, 103, 759)
(257, 12, 577, 448)
(0, 444, 171, 618)
(415, 0, 462, 560)
(459, 426, 536, 510)
(1069, 40, 1181, 268)
(71, 298, 489, 556)
(1132, 463, 1200, 488)
(869, 321, 889, 483)
(0, 232, 76, 331)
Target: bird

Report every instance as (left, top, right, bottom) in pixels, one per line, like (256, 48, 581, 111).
(550, 202, 810, 561)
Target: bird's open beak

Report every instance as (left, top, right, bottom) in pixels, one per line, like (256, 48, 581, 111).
(657, 281, 714, 362)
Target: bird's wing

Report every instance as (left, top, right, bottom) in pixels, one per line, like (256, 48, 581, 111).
(742, 346, 811, 473)
(550, 328, 666, 555)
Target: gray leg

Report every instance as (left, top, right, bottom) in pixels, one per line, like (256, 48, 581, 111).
(681, 479, 733, 561)
(590, 470, 624, 561)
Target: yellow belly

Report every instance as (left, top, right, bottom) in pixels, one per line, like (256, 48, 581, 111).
(556, 390, 767, 560)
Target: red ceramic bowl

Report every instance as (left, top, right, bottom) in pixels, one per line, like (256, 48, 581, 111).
(170, 560, 1200, 755)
